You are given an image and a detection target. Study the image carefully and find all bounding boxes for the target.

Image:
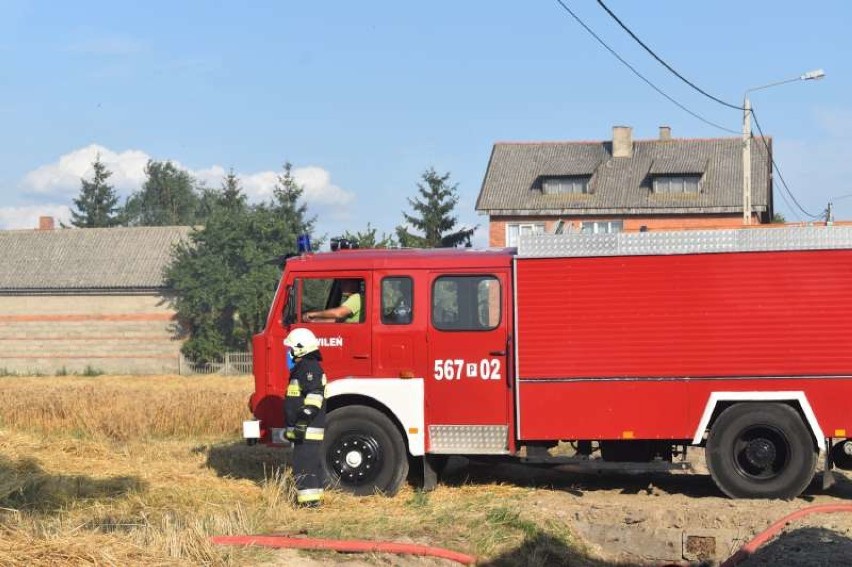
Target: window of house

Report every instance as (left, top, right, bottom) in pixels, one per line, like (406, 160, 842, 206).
(653, 175, 701, 194)
(542, 176, 590, 195)
(581, 221, 623, 234)
(506, 222, 545, 247)
(432, 276, 501, 331)
(381, 277, 413, 325)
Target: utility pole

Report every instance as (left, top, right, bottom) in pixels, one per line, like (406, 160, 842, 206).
(742, 69, 824, 226)
(742, 98, 752, 225)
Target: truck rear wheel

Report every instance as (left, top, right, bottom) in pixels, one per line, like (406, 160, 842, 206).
(705, 403, 816, 499)
(323, 406, 409, 496)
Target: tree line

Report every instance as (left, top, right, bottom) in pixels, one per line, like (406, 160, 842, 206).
(68, 156, 476, 362)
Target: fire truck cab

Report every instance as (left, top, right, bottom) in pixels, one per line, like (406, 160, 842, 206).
(246, 227, 852, 499)
(247, 246, 515, 496)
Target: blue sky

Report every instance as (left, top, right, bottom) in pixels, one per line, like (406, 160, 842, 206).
(1, 1, 849, 246)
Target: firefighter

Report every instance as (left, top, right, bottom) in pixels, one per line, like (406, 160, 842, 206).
(283, 327, 327, 507)
(304, 278, 361, 323)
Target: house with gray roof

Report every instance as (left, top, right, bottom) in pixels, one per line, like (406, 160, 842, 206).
(476, 126, 773, 247)
(0, 219, 191, 374)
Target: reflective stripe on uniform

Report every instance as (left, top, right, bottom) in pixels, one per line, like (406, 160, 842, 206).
(286, 381, 301, 397)
(304, 393, 324, 408)
(304, 427, 324, 441)
(296, 488, 323, 503)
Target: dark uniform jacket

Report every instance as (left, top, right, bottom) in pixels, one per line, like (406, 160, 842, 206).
(284, 356, 327, 441)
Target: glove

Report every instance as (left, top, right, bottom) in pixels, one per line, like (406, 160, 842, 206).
(294, 422, 308, 439)
(296, 405, 318, 424)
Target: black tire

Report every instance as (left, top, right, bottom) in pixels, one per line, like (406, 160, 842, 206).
(705, 403, 816, 499)
(323, 406, 409, 496)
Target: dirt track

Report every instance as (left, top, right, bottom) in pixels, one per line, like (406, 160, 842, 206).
(262, 448, 852, 566)
(451, 450, 852, 566)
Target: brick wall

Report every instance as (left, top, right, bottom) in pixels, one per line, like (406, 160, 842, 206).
(0, 294, 183, 375)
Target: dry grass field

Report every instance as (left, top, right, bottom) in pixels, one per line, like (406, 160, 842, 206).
(0, 375, 591, 567)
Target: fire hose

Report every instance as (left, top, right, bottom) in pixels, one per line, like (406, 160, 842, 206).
(720, 503, 852, 567)
(210, 534, 477, 565)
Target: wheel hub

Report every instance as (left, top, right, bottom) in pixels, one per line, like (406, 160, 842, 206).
(345, 450, 363, 468)
(328, 434, 382, 485)
(745, 438, 777, 469)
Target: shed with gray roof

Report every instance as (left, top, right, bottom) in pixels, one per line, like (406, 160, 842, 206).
(0, 224, 192, 375)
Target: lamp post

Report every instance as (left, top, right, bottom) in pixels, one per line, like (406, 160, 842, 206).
(742, 69, 825, 224)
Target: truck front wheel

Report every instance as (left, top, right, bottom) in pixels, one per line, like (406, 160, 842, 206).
(323, 406, 409, 496)
(705, 403, 816, 499)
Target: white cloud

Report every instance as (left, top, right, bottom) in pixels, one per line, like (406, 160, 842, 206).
(0, 204, 71, 230)
(23, 144, 149, 196)
(16, 144, 355, 225)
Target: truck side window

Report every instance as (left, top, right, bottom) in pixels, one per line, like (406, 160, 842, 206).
(301, 278, 365, 323)
(381, 277, 413, 325)
(432, 275, 500, 331)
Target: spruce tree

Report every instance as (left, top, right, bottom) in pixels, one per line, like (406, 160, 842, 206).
(70, 156, 120, 228)
(396, 167, 476, 248)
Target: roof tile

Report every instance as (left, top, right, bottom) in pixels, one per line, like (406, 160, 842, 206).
(0, 226, 192, 291)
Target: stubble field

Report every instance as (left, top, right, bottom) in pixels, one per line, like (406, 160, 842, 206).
(3, 375, 852, 566)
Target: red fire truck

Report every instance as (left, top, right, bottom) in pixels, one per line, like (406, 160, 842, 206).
(243, 226, 852, 499)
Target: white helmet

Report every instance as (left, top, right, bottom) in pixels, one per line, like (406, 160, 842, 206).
(284, 327, 320, 358)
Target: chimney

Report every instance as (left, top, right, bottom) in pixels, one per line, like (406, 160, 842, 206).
(38, 216, 55, 230)
(659, 126, 672, 141)
(612, 126, 633, 158)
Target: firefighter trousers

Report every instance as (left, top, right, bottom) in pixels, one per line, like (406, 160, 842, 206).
(292, 438, 324, 506)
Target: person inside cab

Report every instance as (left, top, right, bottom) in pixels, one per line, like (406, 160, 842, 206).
(304, 278, 361, 323)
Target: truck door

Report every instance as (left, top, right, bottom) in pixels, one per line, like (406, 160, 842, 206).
(297, 274, 372, 378)
(426, 270, 511, 455)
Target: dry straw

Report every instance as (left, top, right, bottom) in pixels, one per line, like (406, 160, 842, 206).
(0, 375, 585, 565)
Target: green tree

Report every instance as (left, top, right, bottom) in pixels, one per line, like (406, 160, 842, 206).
(124, 160, 201, 226)
(395, 167, 476, 248)
(342, 222, 396, 248)
(772, 212, 787, 224)
(69, 155, 121, 228)
(197, 168, 246, 220)
(270, 162, 315, 235)
(166, 165, 316, 362)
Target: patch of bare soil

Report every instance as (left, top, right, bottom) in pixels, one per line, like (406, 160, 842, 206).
(443, 450, 852, 566)
(259, 450, 852, 566)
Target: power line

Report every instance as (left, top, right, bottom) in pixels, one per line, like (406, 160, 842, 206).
(773, 175, 801, 222)
(552, 0, 739, 134)
(590, 0, 816, 221)
(750, 108, 821, 220)
(596, 0, 744, 111)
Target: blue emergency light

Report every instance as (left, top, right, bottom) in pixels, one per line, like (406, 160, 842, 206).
(297, 234, 312, 253)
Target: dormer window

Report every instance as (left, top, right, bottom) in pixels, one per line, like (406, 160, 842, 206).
(542, 176, 590, 195)
(653, 174, 701, 194)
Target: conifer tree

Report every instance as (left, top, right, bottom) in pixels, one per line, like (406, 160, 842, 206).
(396, 167, 475, 248)
(70, 155, 120, 228)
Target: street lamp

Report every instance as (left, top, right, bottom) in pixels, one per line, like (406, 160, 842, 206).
(742, 69, 825, 224)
